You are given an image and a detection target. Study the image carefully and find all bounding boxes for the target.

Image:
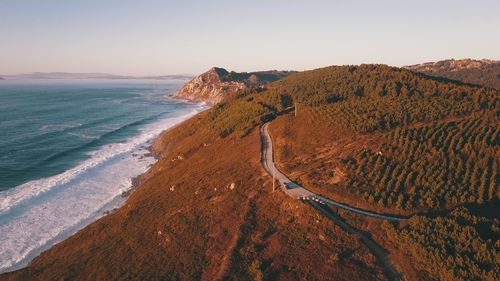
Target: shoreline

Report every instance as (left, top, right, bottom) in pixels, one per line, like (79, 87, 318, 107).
(122, 98, 209, 198)
(0, 100, 208, 274)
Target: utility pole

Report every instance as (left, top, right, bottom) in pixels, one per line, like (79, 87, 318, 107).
(294, 102, 297, 117)
(272, 166, 276, 192)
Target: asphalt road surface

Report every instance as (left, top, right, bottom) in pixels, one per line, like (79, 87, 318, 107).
(261, 122, 403, 281)
(260, 122, 405, 222)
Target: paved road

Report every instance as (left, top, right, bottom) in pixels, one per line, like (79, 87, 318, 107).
(261, 122, 402, 281)
(309, 201, 402, 281)
(260, 122, 405, 222)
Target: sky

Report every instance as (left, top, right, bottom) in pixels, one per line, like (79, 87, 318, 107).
(0, 0, 499, 75)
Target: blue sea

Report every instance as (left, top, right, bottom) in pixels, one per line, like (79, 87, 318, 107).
(0, 79, 205, 273)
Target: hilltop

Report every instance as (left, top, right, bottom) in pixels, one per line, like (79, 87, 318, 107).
(405, 58, 500, 89)
(209, 64, 499, 279)
(210, 64, 498, 210)
(173, 67, 295, 104)
(2, 64, 498, 281)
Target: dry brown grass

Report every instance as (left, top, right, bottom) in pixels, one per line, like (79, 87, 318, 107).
(268, 112, 409, 216)
(1, 110, 385, 281)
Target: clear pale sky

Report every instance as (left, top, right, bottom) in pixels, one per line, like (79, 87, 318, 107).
(1, 0, 499, 75)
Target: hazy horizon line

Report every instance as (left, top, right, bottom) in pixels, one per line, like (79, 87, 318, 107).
(2, 57, 498, 77)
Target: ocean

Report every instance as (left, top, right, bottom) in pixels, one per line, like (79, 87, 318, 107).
(0, 79, 205, 273)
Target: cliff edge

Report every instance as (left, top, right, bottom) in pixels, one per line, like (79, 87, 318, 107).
(172, 67, 294, 104)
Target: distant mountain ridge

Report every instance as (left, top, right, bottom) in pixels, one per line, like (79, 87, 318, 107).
(173, 67, 295, 104)
(405, 58, 500, 89)
(2, 72, 192, 80)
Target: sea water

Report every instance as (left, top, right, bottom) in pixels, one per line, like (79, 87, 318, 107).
(0, 79, 205, 273)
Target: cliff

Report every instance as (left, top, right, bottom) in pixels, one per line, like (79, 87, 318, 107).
(172, 67, 294, 104)
(405, 58, 500, 89)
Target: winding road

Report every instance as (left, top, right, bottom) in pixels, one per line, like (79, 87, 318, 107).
(260, 122, 403, 281)
(261, 123, 405, 221)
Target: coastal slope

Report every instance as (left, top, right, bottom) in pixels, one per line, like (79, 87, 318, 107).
(1, 112, 385, 281)
(208, 64, 499, 280)
(2, 63, 498, 281)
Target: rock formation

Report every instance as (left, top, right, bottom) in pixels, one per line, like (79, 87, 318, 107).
(405, 58, 500, 89)
(173, 67, 294, 104)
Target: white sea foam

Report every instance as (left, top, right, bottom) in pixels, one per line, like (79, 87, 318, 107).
(0, 103, 207, 273)
(67, 132, 98, 139)
(39, 123, 82, 131)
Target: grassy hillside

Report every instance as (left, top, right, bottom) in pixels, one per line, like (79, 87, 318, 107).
(3, 64, 498, 281)
(1, 112, 385, 281)
(210, 65, 498, 211)
(208, 64, 499, 280)
(210, 64, 497, 135)
(382, 203, 499, 281)
(219, 68, 296, 85)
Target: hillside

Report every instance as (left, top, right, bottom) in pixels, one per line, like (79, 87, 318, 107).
(173, 67, 294, 104)
(2, 64, 498, 281)
(405, 58, 500, 89)
(208, 64, 499, 280)
(210, 64, 498, 211)
(0, 110, 385, 280)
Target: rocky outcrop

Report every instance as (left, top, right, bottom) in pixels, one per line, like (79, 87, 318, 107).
(405, 58, 500, 89)
(172, 67, 245, 105)
(173, 67, 294, 105)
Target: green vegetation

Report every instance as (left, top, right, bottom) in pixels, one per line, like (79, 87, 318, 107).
(239, 64, 498, 280)
(210, 65, 497, 136)
(302, 93, 487, 133)
(210, 64, 499, 212)
(342, 111, 498, 210)
(210, 97, 275, 137)
(209, 86, 292, 137)
(4, 64, 497, 281)
(383, 206, 500, 281)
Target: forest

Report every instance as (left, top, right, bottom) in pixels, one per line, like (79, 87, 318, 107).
(342, 111, 498, 211)
(207, 64, 499, 280)
(383, 205, 499, 280)
(209, 65, 498, 211)
(210, 65, 498, 136)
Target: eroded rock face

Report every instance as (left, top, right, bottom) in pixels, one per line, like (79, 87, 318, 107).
(173, 67, 246, 105)
(173, 67, 295, 105)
